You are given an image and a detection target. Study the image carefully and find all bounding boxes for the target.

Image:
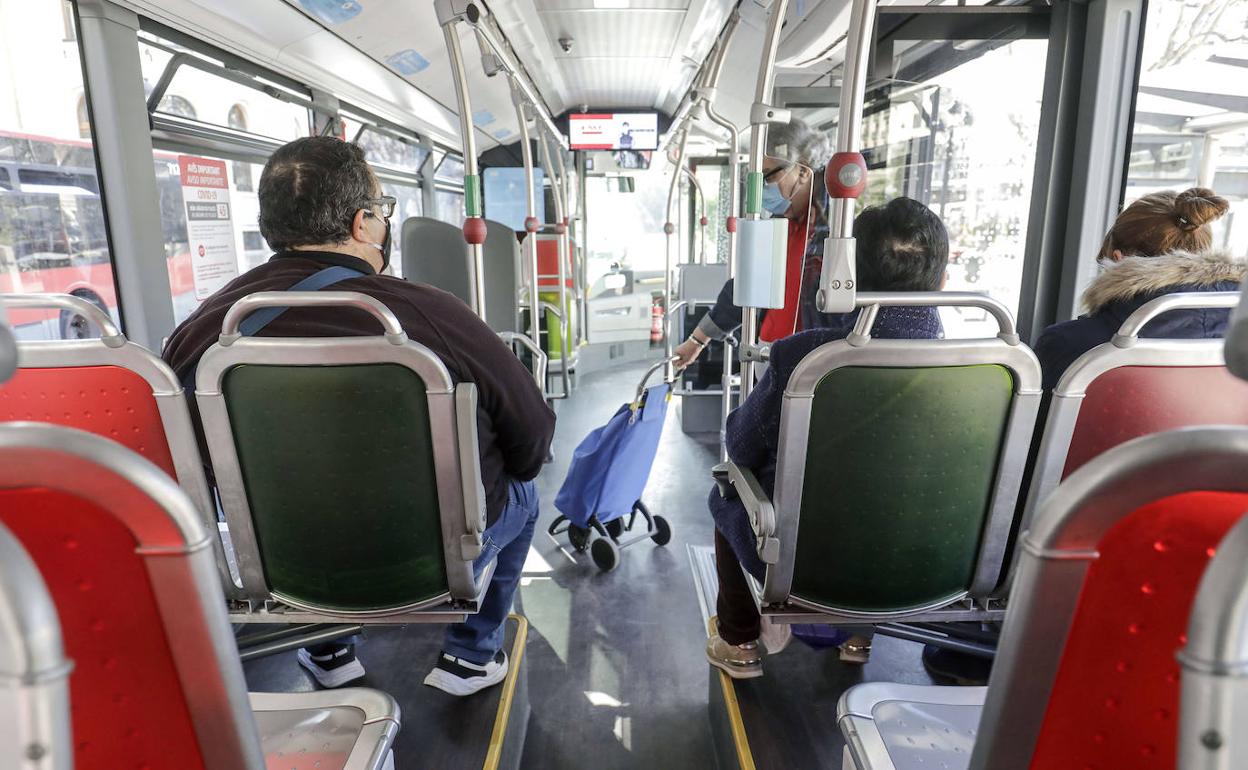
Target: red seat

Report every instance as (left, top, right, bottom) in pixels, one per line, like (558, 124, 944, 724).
(1029, 490, 1246, 768)
(0, 423, 401, 770)
(0, 293, 233, 595)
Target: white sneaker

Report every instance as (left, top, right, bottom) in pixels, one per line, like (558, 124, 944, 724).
(423, 650, 509, 696)
(759, 616, 792, 656)
(296, 645, 366, 688)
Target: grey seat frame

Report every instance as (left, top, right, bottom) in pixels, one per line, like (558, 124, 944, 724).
(839, 426, 1248, 770)
(0, 521, 72, 770)
(195, 291, 491, 623)
(0, 422, 400, 770)
(715, 293, 1042, 624)
(1021, 291, 1242, 541)
(0, 293, 238, 599)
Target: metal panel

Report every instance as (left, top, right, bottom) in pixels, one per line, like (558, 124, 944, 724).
(76, 0, 176, 350)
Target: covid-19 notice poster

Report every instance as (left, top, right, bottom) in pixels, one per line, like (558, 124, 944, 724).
(178, 155, 239, 301)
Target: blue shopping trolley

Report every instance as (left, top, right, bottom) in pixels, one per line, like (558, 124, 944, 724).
(549, 358, 675, 570)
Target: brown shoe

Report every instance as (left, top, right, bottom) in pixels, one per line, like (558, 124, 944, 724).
(706, 634, 764, 679)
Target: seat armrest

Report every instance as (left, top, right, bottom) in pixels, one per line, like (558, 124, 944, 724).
(712, 461, 780, 564)
(455, 384, 487, 561)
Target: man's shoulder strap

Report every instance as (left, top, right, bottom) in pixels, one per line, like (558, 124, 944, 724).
(238, 265, 367, 337)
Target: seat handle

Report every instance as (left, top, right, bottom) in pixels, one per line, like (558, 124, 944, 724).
(219, 291, 407, 345)
(851, 291, 1019, 345)
(0, 293, 125, 347)
(1112, 292, 1239, 348)
(498, 331, 548, 395)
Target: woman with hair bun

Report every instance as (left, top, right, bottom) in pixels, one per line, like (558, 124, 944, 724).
(1035, 187, 1244, 388)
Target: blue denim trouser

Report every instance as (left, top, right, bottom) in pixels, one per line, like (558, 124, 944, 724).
(443, 477, 540, 665)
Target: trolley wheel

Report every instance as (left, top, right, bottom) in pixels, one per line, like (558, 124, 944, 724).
(591, 537, 619, 572)
(567, 523, 592, 553)
(605, 518, 624, 539)
(650, 515, 672, 546)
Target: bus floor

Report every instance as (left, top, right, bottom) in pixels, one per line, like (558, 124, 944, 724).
(242, 357, 937, 769)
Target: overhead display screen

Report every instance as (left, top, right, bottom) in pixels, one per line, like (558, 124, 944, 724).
(569, 113, 658, 151)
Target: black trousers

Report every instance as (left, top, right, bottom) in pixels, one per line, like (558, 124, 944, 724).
(715, 530, 761, 645)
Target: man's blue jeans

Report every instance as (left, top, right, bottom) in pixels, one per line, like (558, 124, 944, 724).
(443, 477, 539, 665)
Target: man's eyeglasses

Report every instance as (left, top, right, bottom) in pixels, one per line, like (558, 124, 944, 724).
(363, 195, 397, 219)
(762, 164, 791, 182)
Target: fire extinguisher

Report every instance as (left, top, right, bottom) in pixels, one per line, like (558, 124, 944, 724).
(650, 299, 663, 344)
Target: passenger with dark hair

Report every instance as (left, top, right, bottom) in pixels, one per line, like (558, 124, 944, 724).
(1035, 187, 1243, 389)
(705, 197, 949, 679)
(163, 136, 555, 696)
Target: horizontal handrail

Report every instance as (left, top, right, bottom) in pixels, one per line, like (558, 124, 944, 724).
(0, 293, 125, 347)
(220, 292, 406, 344)
(853, 291, 1019, 345)
(498, 331, 549, 394)
(1113, 292, 1239, 347)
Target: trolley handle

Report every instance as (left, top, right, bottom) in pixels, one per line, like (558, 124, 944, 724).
(634, 356, 680, 407)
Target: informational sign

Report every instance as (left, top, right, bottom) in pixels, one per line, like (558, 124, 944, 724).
(569, 113, 658, 151)
(178, 155, 239, 301)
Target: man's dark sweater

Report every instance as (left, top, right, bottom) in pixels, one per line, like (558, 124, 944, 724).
(163, 250, 556, 526)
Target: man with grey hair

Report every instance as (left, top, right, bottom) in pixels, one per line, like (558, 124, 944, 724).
(674, 117, 833, 366)
(164, 136, 555, 696)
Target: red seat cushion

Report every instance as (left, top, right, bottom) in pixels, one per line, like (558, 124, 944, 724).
(1029, 491, 1248, 769)
(0, 488, 206, 770)
(1063, 366, 1248, 478)
(0, 366, 177, 477)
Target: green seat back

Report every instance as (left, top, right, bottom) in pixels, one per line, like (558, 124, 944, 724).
(223, 363, 448, 611)
(790, 364, 1014, 612)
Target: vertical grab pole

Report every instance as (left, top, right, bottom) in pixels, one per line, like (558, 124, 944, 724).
(696, 14, 742, 462)
(512, 85, 544, 392)
(438, 10, 488, 321)
(681, 166, 708, 265)
(538, 128, 572, 399)
(664, 128, 690, 382)
(740, 0, 790, 402)
(551, 137, 583, 348)
(577, 151, 591, 345)
(815, 0, 875, 314)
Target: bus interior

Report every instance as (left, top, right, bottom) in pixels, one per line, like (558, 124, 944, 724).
(2, 0, 1248, 768)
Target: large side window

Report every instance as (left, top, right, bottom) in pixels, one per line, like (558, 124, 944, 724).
(136, 29, 313, 324)
(1126, 0, 1248, 255)
(0, 0, 119, 341)
(342, 112, 426, 277)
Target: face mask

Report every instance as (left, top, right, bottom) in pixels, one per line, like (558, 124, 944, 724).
(368, 215, 392, 272)
(761, 181, 792, 216)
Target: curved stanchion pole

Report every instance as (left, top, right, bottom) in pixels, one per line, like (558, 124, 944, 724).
(1, 293, 126, 348)
(739, 0, 791, 403)
(664, 129, 690, 383)
(511, 87, 544, 370)
(681, 167, 708, 265)
(538, 129, 573, 400)
(436, 7, 488, 322)
(633, 356, 680, 409)
(498, 331, 548, 393)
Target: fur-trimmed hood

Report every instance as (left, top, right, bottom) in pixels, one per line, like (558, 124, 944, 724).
(1082, 249, 1245, 313)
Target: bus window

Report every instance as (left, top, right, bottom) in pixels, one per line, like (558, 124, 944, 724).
(1125, 0, 1248, 259)
(863, 38, 1048, 339)
(0, 0, 119, 341)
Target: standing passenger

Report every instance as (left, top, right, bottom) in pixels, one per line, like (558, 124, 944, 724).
(164, 136, 556, 696)
(673, 118, 833, 367)
(705, 198, 949, 679)
(1035, 188, 1241, 389)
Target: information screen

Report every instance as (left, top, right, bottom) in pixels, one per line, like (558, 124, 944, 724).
(569, 113, 658, 151)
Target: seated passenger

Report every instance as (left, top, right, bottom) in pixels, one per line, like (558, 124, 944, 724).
(1035, 188, 1241, 389)
(163, 137, 556, 696)
(705, 198, 949, 679)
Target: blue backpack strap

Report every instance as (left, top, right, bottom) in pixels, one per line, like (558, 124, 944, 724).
(238, 265, 365, 337)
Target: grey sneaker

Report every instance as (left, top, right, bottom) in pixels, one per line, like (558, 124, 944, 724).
(706, 634, 764, 679)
